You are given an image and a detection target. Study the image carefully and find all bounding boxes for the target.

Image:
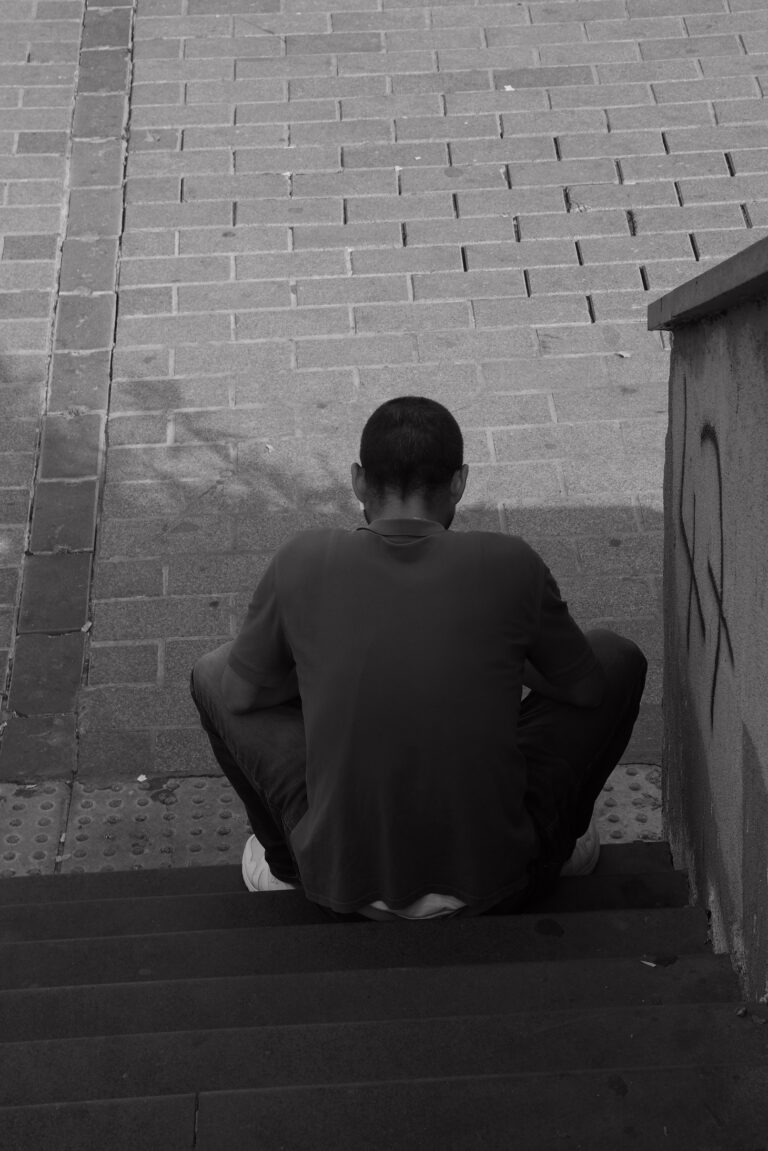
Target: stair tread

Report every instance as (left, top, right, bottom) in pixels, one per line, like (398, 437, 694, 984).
(193, 1066, 768, 1151)
(0, 907, 710, 991)
(0, 871, 691, 944)
(3, 1002, 768, 1108)
(0, 953, 739, 1042)
(0, 841, 677, 907)
(0, 1095, 195, 1151)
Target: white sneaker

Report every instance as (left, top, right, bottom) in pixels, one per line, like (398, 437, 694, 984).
(560, 814, 601, 877)
(241, 835, 297, 893)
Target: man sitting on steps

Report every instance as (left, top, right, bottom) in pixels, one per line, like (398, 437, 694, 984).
(191, 396, 647, 920)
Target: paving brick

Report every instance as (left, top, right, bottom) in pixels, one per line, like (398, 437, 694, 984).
(451, 137, 559, 165)
(0, 317, 50, 351)
(177, 226, 290, 256)
(292, 170, 398, 197)
(664, 124, 768, 152)
(731, 148, 768, 174)
(653, 76, 759, 104)
(131, 103, 234, 130)
(412, 269, 527, 300)
(79, 48, 130, 95)
(550, 83, 656, 109)
(455, 188, 565, 217)
(353, 300, 470, 333)
(183, 174, 289, 200)
(631, 203, 745, 233)
(463, 238, 579, 270)
(536, 322, 660, 358)
(493, 65, 595, 90)
(517, 209, 629, 240)
(236, 250, 347, 280)
(641, 257, 717, 289)
(177, 280, 291, 312)
(341, 141, 448, 168)
(1, 233, 57, 260)
(39, 413, 103, 480)
(294, 333, 418, 368)
(474, 296, 592, 327)
(713, 99, 768, 124)
(390, 71, 497, 97)
(345, 193, 454, 223)
(73, 93, 128, 142)
(596, 60, 703, 85)
(88, 642, 160, 685)
(527, 264, 643, 294)
(621, 151, 730, 181)
(349, 245, 463, 274)
(9, 633, 85, 715)
(292, 221, 402, 250)
(82, 6, 132, 49)
(566, 183, 679, 210)
(236, 54, 339, 79)
(79, 682, 199, 730)
(55, 294, 116, 352)
(640, 34, 742, 60)
(0, 714, 76, 781)
(30, 480, 99, 553)
(173, 340, 292, 377)
(49, 350, 111, 412)
(127, 149, 232, 177)
(119, 255, 231, 287)
(67, 188, 124, 238)
(107, 413, 169, 446)
(417, 327, 537, 362)
(116, 312, 233, 348)
(125, 176, 181, 203)
(0, 291, 50, 320)
(15, 130, 68, 155)
(6, 179, 66, 206)
(59, 237, 119, 294)
(557, 130, 665, 159)
(18, 552, 92, 634)
(677, 172, 768, 204)
(692, 227, 768, 258)
(236, 306, 351, 339)
(92, 557, 164, 599)
(70, 140, 124, 189)
(93, 596, 234, 642)
(539, 41, 641, 66)
(295, 274, 409, 305)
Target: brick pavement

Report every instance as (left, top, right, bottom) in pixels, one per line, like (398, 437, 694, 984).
(1, 0, 768, 872)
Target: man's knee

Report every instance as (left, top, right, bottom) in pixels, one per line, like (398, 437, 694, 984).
(585, 628, 648, 694)
(190, 641, 234, 705)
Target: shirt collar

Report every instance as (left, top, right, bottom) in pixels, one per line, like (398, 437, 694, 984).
(358, 518, 446, 538)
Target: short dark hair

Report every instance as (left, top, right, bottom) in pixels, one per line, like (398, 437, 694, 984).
(359, 396, 463, 499)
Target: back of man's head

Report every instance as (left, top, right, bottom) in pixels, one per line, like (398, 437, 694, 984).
(360, 396, 464, 499)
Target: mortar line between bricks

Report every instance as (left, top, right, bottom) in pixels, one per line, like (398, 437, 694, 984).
(1, 2, 87, 740)
(77, 0, 138, 802)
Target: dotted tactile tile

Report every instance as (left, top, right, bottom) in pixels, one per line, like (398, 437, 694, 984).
(59, 777, 250, 873)
(0, 781, 70, 878)
(597, 762, 662, 843)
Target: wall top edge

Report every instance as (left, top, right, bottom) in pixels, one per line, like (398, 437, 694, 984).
(647, 234, 768, 331)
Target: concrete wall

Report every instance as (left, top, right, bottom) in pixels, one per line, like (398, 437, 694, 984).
(650, 240, 768, 1001)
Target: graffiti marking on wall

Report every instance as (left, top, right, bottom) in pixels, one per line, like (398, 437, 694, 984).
(678, 376, 735, 729)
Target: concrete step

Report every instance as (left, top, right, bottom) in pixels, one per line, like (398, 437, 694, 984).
(3, 1002, 768, 1108)
(0, 842, 678, 907)
(194, 1064, 768, 1151)
(0, 870, 690, 945)
(4, 1061, 768, 1151)
(0, 952, 739, 1043)
(0, 907, 710, 992)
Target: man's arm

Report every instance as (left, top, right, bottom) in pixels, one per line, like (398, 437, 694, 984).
(523, 659, 606, 709)
(222, 664, 299, 714)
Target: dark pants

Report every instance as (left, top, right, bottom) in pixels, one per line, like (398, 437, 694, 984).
(190, 629, 647, 913)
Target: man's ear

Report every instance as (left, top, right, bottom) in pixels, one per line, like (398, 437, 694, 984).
(450, 464, 469, 503)
(351, 462, 366, 504)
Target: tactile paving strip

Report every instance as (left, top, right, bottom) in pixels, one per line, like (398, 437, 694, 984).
(597, 762, 662, 842)
(0, 781, 70, 878)
(59, 777, 250, 873)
